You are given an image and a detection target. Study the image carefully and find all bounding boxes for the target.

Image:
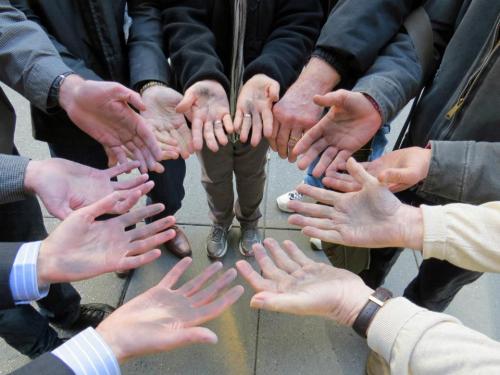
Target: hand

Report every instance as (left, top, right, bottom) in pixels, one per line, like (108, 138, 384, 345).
(288, 158, 423, 250)
(37, 189, 178, 286)
(236, 238, 373, 326)
(323, 147, 432, 193)
(24, 159, 151, 219)
(272, 57, 340, 160)
(141, 85, 194, 160)
(96, 257, 244, 363)
(233, 74, 280, 147)
(292, 90, 382, 177)
(59, 75, 165, 173)
(176, 80, 233, 152)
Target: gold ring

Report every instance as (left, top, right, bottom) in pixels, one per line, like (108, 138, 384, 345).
(289, 136, 302, 143)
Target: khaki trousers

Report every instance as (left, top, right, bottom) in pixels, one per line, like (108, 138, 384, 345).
(197, 139, 268, 228)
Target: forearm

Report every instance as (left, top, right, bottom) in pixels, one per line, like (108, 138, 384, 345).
(128, 0, 171, 90)
(289, 57, 341, 97)
(421, 202, 500, 273)
(0, 3, 71, 109)
(418, 141, 500, 204)
(352, 32, 423, 124)
(368, 297, 500, 374)
(0, 154, 30, 204)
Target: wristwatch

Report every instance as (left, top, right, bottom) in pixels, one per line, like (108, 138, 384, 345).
(352, 287, 393, 338)
(47, 72, 75, 109)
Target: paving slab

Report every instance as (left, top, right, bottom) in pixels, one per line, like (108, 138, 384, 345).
(255, 229, 369, 375)
(122, 225, 260, 375)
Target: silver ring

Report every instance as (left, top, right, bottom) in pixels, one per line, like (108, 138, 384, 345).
(244, 113, 252, 118)
(214, 120, 223, 126)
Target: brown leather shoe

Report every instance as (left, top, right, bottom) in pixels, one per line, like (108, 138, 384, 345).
(164, 226, 192, 258)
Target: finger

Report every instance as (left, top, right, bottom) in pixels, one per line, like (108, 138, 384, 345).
(268, 118, 279, 151)
(312, 146, 338, 178)
(132, 180, 155, 196)
(191, 118, 204, 151)
(296, 138, 329, 171)
(313, 90, 348, 110)
(250, 111, 263, 147)
(235, 260, 277, 292)
(177, 262, 224, 296)
(159, 257, 193, 289)
(158, 327, 219, 350)
(263, 238, 301, 274)
(326, 150, 353, 175)
(189, 285, 244, 326)
(253, 244, 290, 281)
(296, 183, 342, 206)
(281, 240, 314, 267)
(287, 129, 303, 163)
(288, 214, 336, 231)
(239, 113, 252, 143)
(128, 216, 176, 241)
(106, 160, 141, 177)
(136, 123, 165, 165)
(108, 146, 129, 167)
(233, 109, 243, 133)
(125, 141, 148, 174)
(204, 121, 220, 152)
(378, 168, 417, 187)
(49, 204, 72, 220)
(190, 268, 238, 307)
(176, 123, 194, 157)
(118, 249, 162, 271)
(213, 120, 228, 147)
(293, 121, 324, 157)
(222, 113, 234, 134)
(123, 89, 147, 112)
(276, 126, 291, 159)
(346, 157, 378, 186)
(250, 291, 305, 315)
(287, 201, 334, 219)
(112, 173, 149, 190)
(78, 190, 141, 220)
(322, 176, 362, 193)
(118, 203, 165, 227)
(302, 226, 343, 245)
(261, 107, 274, 139)
(104, 146, 119, 168)
(128, 230, 176, 256)
(175, 91, 196, 114)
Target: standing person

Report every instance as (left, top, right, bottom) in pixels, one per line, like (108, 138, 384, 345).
(12, 0, 193, 259)
(156, 0, 325, 258)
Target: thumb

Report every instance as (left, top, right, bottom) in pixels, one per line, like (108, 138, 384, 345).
(379, 168, 416, 186)
(268, 81, 280, 103)
(313, 90, 348, 109)
(176, 91, 196, 114)
(115, 84, 146, 112)
(165, 327, 218, 349)
(250, 291, 303, 315)
(345, 157, 378, 186)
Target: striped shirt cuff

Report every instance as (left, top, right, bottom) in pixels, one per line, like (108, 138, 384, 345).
(52, 328, 121, 375)
(9, 241, 49, 304)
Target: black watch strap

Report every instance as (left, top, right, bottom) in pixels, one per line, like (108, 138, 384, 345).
(352, 287, 393, 338)
(47, 71, 74, 109)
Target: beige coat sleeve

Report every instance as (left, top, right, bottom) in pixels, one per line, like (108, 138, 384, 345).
(420, 202, 500, 273)
(367, 297, 500, 375)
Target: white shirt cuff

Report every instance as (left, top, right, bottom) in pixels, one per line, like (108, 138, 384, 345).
(52, 327, 121, 375)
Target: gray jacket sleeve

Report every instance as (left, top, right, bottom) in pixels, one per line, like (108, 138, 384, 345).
(0, 2, 72, 109)
(417, 141, 500, 205)
(351, 31, 423, 124)
(0, 154, 29, 204)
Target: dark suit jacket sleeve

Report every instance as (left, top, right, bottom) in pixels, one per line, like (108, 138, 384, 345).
(0, 2, 71, 109)
(243, 0, 324, 94)
(10, 353, 74, 375)
(10, 0, 101, 81)
(313, 0, 422, 80)
(128, 0, 172, 90)
(162, 0, 229, 93)
(0, 242, 24, 310)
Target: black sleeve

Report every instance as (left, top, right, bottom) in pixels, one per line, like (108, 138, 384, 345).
(10, 353, 74, 375)
(313, 0, 422, 80)
(0, 243, 24, 310)
(162, 0, 229, 92)
(243, 0, 324, 93)
(10, 0, 101, 81)
(127, 0, 172, 90)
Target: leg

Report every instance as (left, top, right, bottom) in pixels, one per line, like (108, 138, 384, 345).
(403, 258, 483, 312)
(0, 305, 61, 359)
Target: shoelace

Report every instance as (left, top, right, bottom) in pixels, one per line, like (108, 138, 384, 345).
(288, 191, 303, 201)
(210, 226, 226, 242)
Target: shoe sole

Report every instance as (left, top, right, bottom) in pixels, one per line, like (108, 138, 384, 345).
(276, 200, 295, 213)
(238, 239, 257, 257)
(206, 226, 231, 260)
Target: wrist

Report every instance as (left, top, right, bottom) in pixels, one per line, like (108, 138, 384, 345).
(140, 81, 167, 96)
(96, 323, 127, 364)
(400, 205, 424, 251)
(58, 74, 85, 111)
(298, 57, 340, 94)
(23, 160, 43, 194)
(37, 239, 54, 287)
(345, 284, 375, 327)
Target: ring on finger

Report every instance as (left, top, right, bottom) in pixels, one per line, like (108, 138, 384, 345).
(244, 113, 252, 119)
(214, 120, 223, 126)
